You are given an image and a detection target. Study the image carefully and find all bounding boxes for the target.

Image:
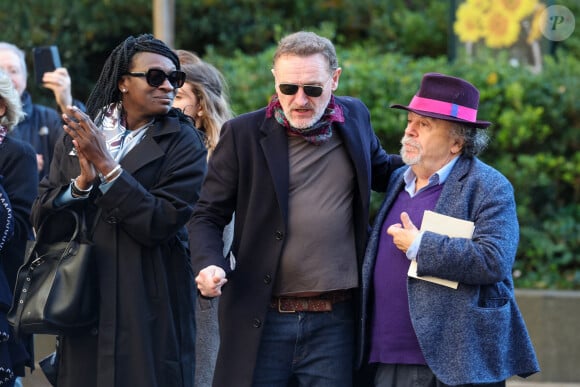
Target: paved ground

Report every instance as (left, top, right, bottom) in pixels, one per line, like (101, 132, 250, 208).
(20, 335, 580, 387)
(21, 367, 580, 387)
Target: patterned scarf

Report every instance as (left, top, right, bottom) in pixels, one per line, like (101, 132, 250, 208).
(266, 94, 344, 145)
(70, 103, 128, 158)
(98, 102, 129, 159)
(0, 125, 6, 145)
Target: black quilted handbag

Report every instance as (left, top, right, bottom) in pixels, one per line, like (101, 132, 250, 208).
(7, 209, 98, 336)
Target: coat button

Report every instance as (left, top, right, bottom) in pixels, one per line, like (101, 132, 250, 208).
(252, 318, 262, 328)
(274, 231, 283, 240)
(263, 275, 271, 284)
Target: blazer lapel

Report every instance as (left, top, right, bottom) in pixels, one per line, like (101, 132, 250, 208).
(119, 115, 180, 175)
(434, 156, 471, 217)
(373, 168, 407, 236)
(260, 119, 290, 222)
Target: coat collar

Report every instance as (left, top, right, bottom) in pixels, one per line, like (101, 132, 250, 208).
(20, 91, 34, 116)
(433, 155, 473, 215)
(120, 112, 183, 174)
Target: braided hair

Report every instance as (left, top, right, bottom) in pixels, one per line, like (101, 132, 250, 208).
(86, 34, 180, 125)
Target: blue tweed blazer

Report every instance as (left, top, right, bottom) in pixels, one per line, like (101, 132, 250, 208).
(359, 156, 540, 385)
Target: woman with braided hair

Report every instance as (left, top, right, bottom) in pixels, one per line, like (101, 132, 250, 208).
(31, 34, 207, 387)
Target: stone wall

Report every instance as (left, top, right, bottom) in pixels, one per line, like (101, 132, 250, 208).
(514, 289, 580, 383)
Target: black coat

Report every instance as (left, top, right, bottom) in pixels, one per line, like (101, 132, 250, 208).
(32, 111, 207, 387)
(0, 136, 37, 375)
(0, 136, 37, 293)
(188, 96, 402, 387)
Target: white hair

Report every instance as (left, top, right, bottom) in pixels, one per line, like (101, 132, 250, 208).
(0, 69, 25, 130)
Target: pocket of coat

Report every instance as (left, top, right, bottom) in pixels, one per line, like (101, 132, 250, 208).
(477, 296, 509, 308)
(477, 282, 510, 309)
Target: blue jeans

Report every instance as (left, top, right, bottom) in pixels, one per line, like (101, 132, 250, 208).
(252, 300, 354, 387)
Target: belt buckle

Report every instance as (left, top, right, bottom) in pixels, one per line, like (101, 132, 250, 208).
(278, 298, 296, 313)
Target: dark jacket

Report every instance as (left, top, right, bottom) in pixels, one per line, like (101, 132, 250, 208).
(32, 110, 207, 387)
(8, 91, 85, 180)
(360, 156, 540, 384)
(0, 136, 37, 375)
(0, 136, 37, 292)
(188, 96, 402, 387)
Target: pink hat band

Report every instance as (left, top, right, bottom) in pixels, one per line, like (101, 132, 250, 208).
(408, 95, 478, 123)
(390, 73, 491, 128)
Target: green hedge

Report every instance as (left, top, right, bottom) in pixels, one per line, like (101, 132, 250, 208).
(2, 0, 578, 289)
(204, 47, 580, 290)
(2, 0, 578, 107)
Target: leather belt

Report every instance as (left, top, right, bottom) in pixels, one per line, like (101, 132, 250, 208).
(269, 289, 352, 313)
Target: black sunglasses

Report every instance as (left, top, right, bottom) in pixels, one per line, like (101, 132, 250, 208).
(125, 69, 186, 88)
(278, 83, 325, 97)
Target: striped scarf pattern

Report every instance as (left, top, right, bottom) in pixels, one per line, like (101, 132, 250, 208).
(266, 95, 344, 145)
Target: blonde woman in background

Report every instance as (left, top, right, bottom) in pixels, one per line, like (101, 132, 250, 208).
(174, 51, 234, 387)
(175, 49, 201, 65)
(174, 51, 233, 158)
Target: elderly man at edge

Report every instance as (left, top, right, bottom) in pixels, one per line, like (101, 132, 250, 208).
(359, 72, 540, 387)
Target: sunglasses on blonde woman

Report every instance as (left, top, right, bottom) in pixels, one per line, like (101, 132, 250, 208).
(125, 69, 186, 88)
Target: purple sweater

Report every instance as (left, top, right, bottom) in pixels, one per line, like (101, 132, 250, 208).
(369, 184, 443, 364)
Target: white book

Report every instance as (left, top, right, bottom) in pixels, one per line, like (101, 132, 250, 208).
(407, 210, 475, 289)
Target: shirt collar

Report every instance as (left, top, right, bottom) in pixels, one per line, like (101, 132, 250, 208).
(403, 156, 460, 196)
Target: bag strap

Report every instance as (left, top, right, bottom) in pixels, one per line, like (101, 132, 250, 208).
(10, 263, 32, 338)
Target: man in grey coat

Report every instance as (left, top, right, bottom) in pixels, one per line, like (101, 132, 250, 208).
(359, 73, 540, 386)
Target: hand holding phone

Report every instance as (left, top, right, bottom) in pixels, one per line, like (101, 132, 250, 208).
(33, 46, 61, 86)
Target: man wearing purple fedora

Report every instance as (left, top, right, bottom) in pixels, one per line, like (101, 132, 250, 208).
(358, 73, 540, 386)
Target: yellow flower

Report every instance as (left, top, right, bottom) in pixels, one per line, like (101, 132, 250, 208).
(527, 2, 547, 43)
(486, 72, 499, 85)
(482, 8, 521, 48)
(497, 0, 538, 22)
(454, 2, 483, 43)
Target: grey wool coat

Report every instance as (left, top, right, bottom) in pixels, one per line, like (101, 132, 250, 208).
(359, 155, 540, 385)
(188, 96, 403, 387)
(31, 110, 207, 387)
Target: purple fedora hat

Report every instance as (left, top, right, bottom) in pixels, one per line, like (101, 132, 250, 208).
(391, 73, 491, 128)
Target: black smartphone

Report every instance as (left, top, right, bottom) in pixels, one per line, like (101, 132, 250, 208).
(33, 46, 61, 86)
